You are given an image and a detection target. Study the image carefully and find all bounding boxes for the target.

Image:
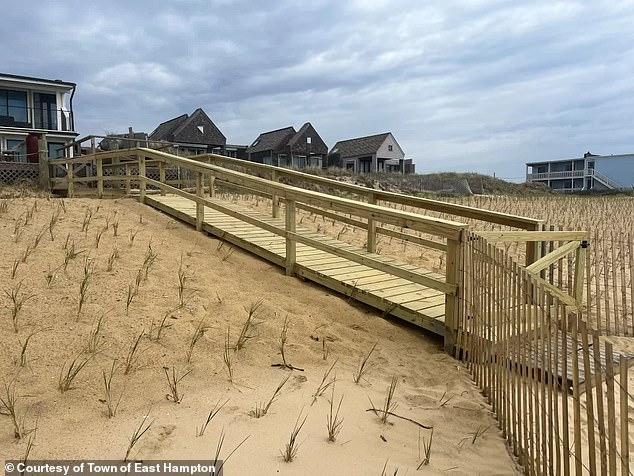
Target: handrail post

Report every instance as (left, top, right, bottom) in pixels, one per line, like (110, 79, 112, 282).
(209, 174, 216, 198)
(96, 156, 103, 198)
(67, 160, 74, 198)
(444, 232, 463, 354)
(196, 172, 204, 232)
(159, 160, 166, 196)
(272, 169, 280, 218)
(285, 199, 296, 276)
(125, 163, 131, 195)
(574, 240, 587, 306)
(138, 154, 146, 203)
(367, 192, 377, 253)
(525, 222, 543, 266)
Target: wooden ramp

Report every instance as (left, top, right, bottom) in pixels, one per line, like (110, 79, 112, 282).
(146, 194, 448, 336)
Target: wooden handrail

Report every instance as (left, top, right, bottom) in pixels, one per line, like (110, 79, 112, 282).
(135, 148, 467, 240)
(196, 153, 543, 230)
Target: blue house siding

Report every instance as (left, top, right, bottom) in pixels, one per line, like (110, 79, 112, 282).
(594, 155, 634, 189)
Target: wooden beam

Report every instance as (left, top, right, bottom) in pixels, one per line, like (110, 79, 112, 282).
(288, 230, 455, 295)
(195, 172, 203, 232)
(525, 241, 581, 275)
(367, 192, 377, 253)
(96, 156, 103, 198)
(285, 199, 296, 276)
(138, 154, 146, 203)
(475, 230, 589, 242)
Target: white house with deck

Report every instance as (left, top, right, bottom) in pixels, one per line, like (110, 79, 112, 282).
(0, 72, 78, 163)
(526, 152, 634, 191)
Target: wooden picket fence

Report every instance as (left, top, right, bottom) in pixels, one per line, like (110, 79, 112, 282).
(457, 231, 632, 475)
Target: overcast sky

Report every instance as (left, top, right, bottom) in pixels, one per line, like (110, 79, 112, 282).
(2, 0, 633, 179)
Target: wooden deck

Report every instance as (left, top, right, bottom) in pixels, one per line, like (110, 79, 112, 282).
(146, 194, 448, 336)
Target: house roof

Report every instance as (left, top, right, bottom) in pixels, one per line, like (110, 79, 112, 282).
(329, 132, 391, 157)
(247, 126, 296, 154)
(149, 108, 226, 146)
(149, 114, 188, 142)
(0, 72, 76, 89)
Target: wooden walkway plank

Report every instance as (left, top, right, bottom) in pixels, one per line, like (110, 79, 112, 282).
(145, 194, 447, 334)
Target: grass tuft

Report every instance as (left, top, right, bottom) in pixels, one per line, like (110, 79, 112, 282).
(124, 412, 154, 462)
(163, 366, 191, 404)
(281, 410, 308, 463)
(58, 352, 93, 393)
(4, 281, 35, 333)
(102, 360, 123, 418)
(250, 374, 290, 418)
(235, 299, 263, 351)
(123, 332, 144, 375)
(353, 342, 377, 384)
(326, 385, 344, 442)
(185, 317, 208, 363)
(196, 398, 229, 437)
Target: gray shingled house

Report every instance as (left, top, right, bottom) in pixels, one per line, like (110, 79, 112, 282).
(149, 108, 226, 156)
(247, 122, 328, 168)
(328, 132, 414, 174)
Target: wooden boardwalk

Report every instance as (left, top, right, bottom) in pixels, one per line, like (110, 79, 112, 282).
(146, 194, 448, 336)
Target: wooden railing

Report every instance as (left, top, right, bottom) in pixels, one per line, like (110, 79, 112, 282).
(194, 153, 545, 263)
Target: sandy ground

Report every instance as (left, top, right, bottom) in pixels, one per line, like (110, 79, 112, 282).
(0, 195, 522, 475)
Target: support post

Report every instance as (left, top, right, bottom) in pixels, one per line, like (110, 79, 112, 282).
(67, 160, 74, 198)
(285, 199, 296, 276)
(37, 135, 50, 191)
(159, 160, 166, 196)
(125, 163, 131, 195)
(525, 222, 543, 266)
(272, 169, 280, 218)
(574, 240, 587, 306)
(96, 156, 103, 198)
(196, 172, 203, 232)
(367, 192, 377, 253)
(444, 233, 462, 353)
(209, 175, 216, 198)
(138, 154, 146, 203)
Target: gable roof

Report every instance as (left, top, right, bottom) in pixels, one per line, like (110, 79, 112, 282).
(247, 126, 296, 154)
(329, 132, 391, 157)
(149, 108, 226, 146)
(149, 114, 188, 142)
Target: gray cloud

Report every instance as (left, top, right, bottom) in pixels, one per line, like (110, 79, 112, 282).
(2, 0, 633, 178)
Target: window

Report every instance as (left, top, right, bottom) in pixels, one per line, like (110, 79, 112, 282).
(48, 142, 65, 158)
(34, 92, 58, 130)
(306, 137, 312, 144)
(0, 89, 28, 123)
(388, 145, 393, 151)
(197, 125, 204, 134)
(6, 139, 26, 162)
(251, 138, 261, 147)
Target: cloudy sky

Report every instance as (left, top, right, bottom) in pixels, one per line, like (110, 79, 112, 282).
(3, 0, 633, 179)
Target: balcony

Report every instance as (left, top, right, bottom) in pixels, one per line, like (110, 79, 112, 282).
(0, 106, 74, 132)
(526, 170, 586, 180)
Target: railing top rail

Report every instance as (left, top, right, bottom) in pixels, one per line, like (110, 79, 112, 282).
(195, 153, 543, 230)
(137, 148, 468, 239)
